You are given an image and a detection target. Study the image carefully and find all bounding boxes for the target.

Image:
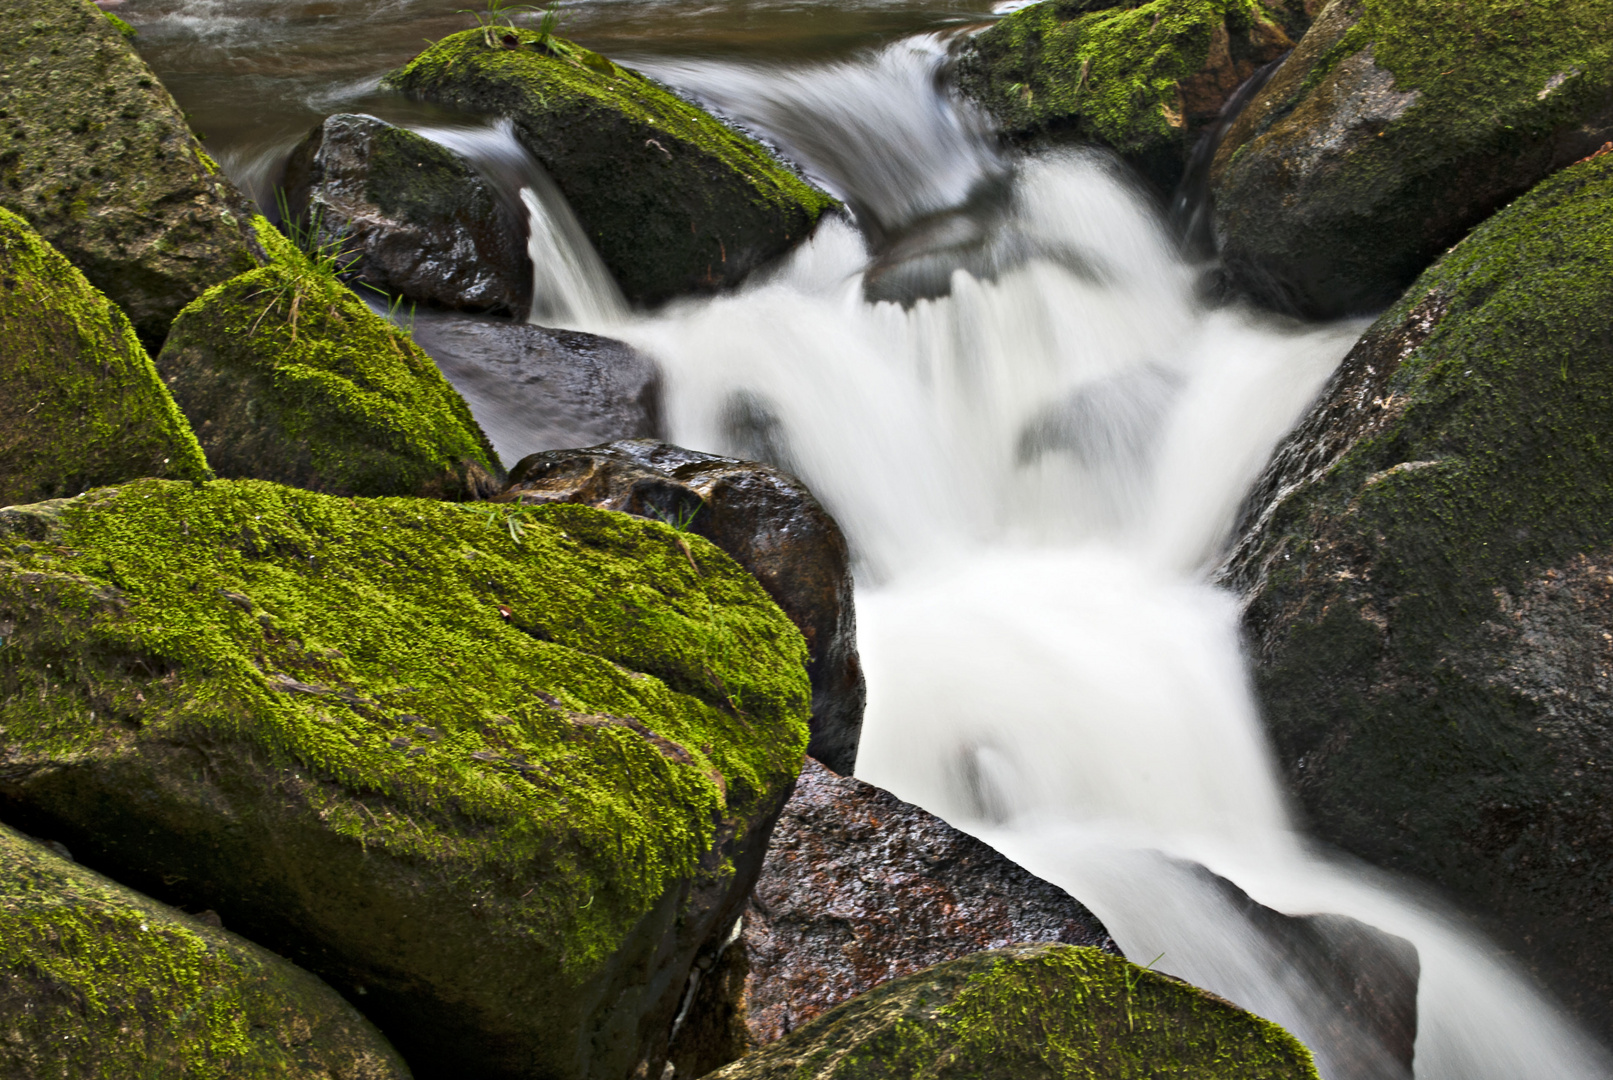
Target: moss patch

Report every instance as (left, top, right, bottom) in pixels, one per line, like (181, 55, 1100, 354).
(0, 478, 809, 1080)
(0, 0, 264, 350)
(0, 823, 410, 1080)
(155, 218, 500, 499)
(385, 29, 837, 305)
(708, 943, 1318, 1079)
(0, 207, 210, 506)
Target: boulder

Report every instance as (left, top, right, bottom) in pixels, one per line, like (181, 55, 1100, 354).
(669, 758, 1117, 1075)
(406, 310, 661, 464)
(0, 207, 210, 506)
(0, 478, 811, 1080)
(1218, 152, 1613, 1036)
(705, 943, 1320, 1080)
(384, 28, 837, 306)
(0, 822, 410, 1080)
(156, 220, 501, 500)
(0, 0, 264, 349)
(955, 0, 1311, 193)
(1209, 0, 1613, 318)
(500, 441, 864, 774)
(281, 113, 531, 318)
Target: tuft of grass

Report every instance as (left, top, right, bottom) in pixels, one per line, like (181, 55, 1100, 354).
(459, 0, 540, 46)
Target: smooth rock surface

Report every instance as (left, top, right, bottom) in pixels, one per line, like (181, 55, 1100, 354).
(0, 0, 264, 349)
(0, 822, 411, 1080)
(282, 113, 531, 318)
(501, 440, 864, 774)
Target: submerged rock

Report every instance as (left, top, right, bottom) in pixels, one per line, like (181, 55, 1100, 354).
(282, 113, 531, 318)
(501, 441, 864, 775)
(0, 208, 210, 506)
(0, 822, 411, 1080)
(669, 758, 1117, 1075)
(1210, 0, 1613, 317)
(955, 0, 1310, 193)
(1219, 152, 1613, 1037)
(405, 311, 661, 464)
(0, 0, 264, 349)
(0, 479, 811, 1080)
(384, 28, 838, 306)
(156, 221, 501, 499)
(707, 943, 1320, 1079)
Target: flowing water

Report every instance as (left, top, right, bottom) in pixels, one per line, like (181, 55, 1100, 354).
(118, 3, 1613, 1075)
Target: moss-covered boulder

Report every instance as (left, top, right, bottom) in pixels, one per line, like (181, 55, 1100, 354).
(706, 943, 1319, 1079)
(0, 0, 264, 349)
(955, 0, 1310, 193)
(1209, 0, 1613, 318)
(156, 222, 501, 500)
(385, 28, 837, 306)
(1219, 152, 1613, 1037)
(0, 207, 210, 506)
(0, 478, 811, 1080)
(0, 822, 410, 1079)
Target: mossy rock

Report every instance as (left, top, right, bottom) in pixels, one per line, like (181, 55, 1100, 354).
(0, 206, 211, 506)
(955, 0, 1309, 193)
(1220, 152, 1613, 1038)
(0, 0, 264, 350)
(1209, 0, 1613, 318)
(0, 822, 411, 1080)
(0, 478, 811, 1080)
(156, 220, 501, 500)
(706, 943, 1319, 1079)
(385, 28, 838, 306)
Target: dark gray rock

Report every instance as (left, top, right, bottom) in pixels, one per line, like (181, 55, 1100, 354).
(500, 441, 863, 775)
(282, 114, 530, 317)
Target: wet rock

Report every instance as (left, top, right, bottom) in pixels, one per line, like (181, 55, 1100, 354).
(0, 208, 210, 506)
(1209, 0, 1613, 318)
(669, 758, 1116, 1074)
(384, 29, 838, 306)
(706, 943, 1320, 1080)
(0, 0, 264, 350)
(501, 441, 864, 774)
(1217, 152, 1613, 1038)
(0, 822, 411, 1080)
(0, 479, 811, 1080)
(156, 219, 501, 500)
(955, 0, 1310, 194)
(405, 310, 661, 464)
(281, 114, 531, 318)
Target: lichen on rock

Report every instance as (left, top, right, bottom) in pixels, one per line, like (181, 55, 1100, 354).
(0, 477, 811, 1080)
(0, 822, 411, 1080)
(0, 0, 265, 349)
(156, 219, 501, 500)
(706, 942, 1320, 1079)
(384, 28, 838, 306)
(0, 207, 211, 506)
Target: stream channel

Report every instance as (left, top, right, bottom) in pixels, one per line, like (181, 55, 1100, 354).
(123, 2, 1613, 1076)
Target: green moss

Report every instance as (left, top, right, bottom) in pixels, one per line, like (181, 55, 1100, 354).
(0, 207, 212, 506)
(364, 123, 499, 228)
(0, 478, 809, 1079)
(709, 944, 1318, 1079)
(101, 9, 135, 37)
(385, 29, 837, 304)
(155, 216, 500, 499)
(0, 823, 410, 1079)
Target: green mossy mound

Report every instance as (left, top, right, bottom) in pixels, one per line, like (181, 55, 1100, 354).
(156, 221, 501, 500)
(0, 822, 411, 1080)
(385, 28, 838, 306)
(1222, 152, 1613, 1036)
(0, 0, 264, 349)
(955, 0, 1308, 192)
(1210, 0, 1613, 318)
(0, 478, 811, 1080)
(707, 943, 1319, 1079)
(0, 207, 211, 506)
